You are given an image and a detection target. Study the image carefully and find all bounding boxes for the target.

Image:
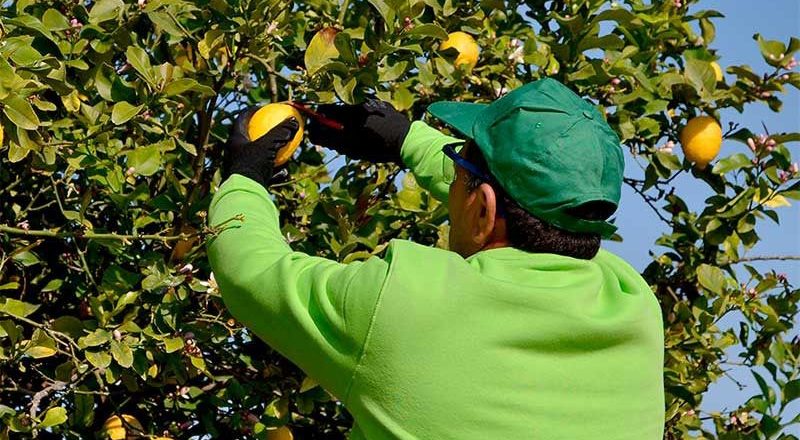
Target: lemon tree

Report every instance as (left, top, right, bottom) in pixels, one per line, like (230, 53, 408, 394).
(1, 0, 799, 438)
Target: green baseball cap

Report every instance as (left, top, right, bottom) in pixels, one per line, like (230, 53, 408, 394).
(427, 78, 624, 237)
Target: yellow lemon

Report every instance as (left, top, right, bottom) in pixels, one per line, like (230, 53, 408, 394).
(440, 31, 479, 71)
(710, 61, 723, 82)
(247, 103, 305, 167)
(102, 414, 143, 440)
(0, 124, 4, 147)
(680, 116, 723, 169)
(266, 426, 294, 440)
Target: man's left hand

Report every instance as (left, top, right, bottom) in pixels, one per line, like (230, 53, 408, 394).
(223, 107, 300, 189)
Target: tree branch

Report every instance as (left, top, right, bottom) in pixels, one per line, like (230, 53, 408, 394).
(0, 225, 199, 242)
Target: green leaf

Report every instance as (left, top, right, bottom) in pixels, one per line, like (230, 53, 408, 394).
(147, 11, 185, 37)
(0, 320, 22, 343)
(368, 0, 396, 25)
(127, 144, 161, 176)
(110, 340, 133, 368)
(42, 9, 70, 31)
(305, 27, 340, 76)
(88, 0, 124, 24)
(699, 18, 715, 45)
(685, 58, 716, 98)
(752, 371, 772, 401)
(333, 76, 356, 104)
(754, 34, 787, 67)
(712, 153, 752, 174)
(164, 337, 184, 353)
(126, 46, 155, 84)
(78, 329, 110, 348)
(41, 279, 63, 292)
(12, 250, 40, 266)
(786, 379, 800, 403)
(51, 316, 83, 338)
(163, 78, 215, 97)
(39, 407, 67, 428)
(85, 350, 112, 369)
(0, 298, 39, 318)
(189, 354, 207, 372)
(2, 94, 40, 130)
(404, 23, 448, 40)
(0, 36, 43, 66)
(25, 329, 57, 358)
(696, 264, 726, 294)
(111, 101, 143, 125)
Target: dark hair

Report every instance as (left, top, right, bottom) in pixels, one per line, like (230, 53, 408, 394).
(461, 141, 604, 260)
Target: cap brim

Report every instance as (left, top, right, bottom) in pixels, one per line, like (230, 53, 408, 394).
(426, 101, 488, 139)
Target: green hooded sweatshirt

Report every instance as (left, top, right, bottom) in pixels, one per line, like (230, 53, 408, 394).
(207, 121, 665, 439)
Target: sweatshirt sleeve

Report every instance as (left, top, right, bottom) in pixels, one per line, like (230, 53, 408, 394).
(400, 121, 463, 202)
(207, 174, 389, 399)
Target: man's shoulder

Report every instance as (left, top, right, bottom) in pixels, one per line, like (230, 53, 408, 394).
(383, 239, 463, 264)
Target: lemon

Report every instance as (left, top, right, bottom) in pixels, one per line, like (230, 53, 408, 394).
(266, 426, 294, 440)
(102, 414, 143, 440)
(440, 32, 479, 71)
(710, 61, 723, 82)
(0, 124, 4, 147)
(680, 116, 723, 169)
(247, 103, 305, 167)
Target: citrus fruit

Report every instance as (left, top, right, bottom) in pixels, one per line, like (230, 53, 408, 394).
(680, 116, 723, 169)
(102, 414, 143, 440)
(267, 426, 294, 440)
(710, 61, 723, 82)
(0, 124, 4, 147)
(440, 31, 479, 71)
(247, 103, 305, 167)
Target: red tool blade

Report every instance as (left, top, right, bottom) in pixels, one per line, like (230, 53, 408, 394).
(287, 101, 345, 131)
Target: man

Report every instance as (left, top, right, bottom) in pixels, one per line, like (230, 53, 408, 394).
(208, 78, 664, 439)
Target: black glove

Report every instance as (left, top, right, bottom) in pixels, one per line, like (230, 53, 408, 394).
(308, 99, 411, 164)
(223, 107, 299, 189)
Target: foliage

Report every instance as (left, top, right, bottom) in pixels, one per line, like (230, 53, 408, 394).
(0, 0, 799, 438)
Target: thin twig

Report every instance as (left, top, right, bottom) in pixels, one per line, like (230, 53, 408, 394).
(270, 154, 341, 188)
(337, 0, 350, 24)
(623, 178, 674, 226)
(733, 255, 800, 263)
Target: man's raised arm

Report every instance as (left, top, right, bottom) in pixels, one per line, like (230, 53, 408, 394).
(207, 112, 389, 400)
(309, 100, 462, 202)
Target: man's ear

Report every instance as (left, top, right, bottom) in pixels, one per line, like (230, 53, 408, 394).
(470, 183, 498, 246)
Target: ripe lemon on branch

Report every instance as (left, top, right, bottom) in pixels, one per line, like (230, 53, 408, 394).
(102, 414, 143, 440)
(680, 116, 723, 170)
(247, 103, 305, 166)
(440, 31, 479, 72)
(267, 426, 294, 440)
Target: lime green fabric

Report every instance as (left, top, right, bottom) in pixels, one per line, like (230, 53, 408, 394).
(427, 78, 624, 237)
(207, 122, 665, 440)
(399, 121, 462, 201)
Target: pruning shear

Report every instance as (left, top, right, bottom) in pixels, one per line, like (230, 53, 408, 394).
(287, 101, 345, 131)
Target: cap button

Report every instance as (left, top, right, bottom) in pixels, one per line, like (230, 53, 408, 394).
(582, 110, 594, 120)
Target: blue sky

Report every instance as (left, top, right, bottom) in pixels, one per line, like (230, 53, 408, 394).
(603, 0, 800, 431)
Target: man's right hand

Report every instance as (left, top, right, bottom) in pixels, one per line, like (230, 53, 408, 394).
(308, 99, 411, 165)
